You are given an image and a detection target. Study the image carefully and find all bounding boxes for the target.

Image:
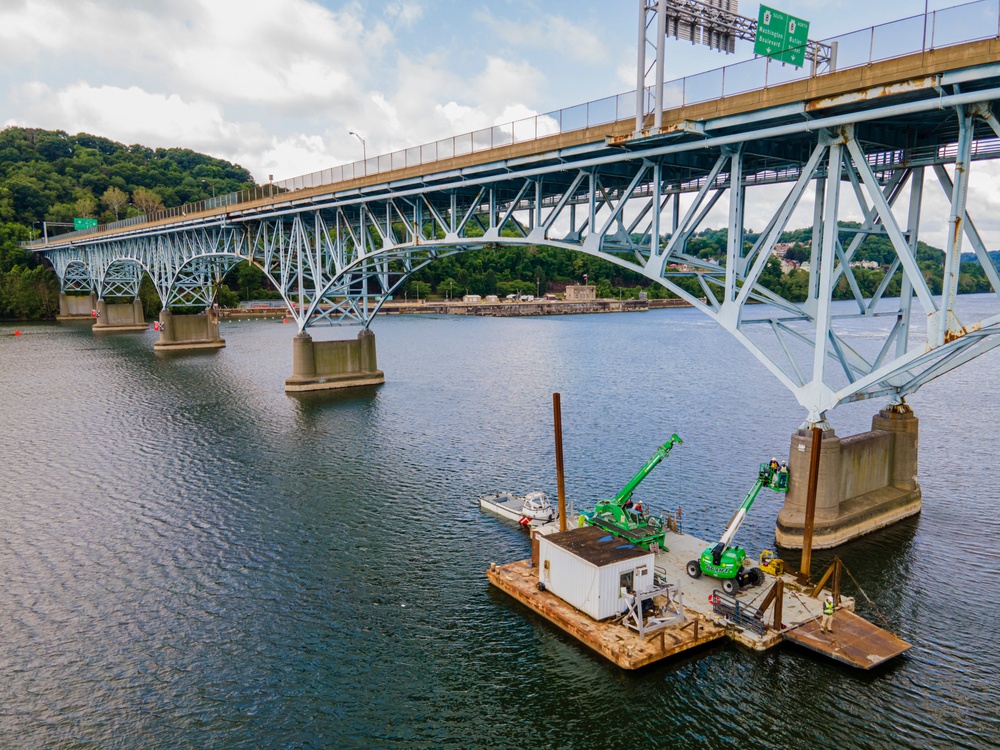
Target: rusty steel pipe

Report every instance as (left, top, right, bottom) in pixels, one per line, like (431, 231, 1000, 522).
(553, 392, 567, 532)
(800, 424, 824, 577)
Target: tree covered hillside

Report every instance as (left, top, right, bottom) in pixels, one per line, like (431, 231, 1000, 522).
(0, 127, 254, 318)
(0, 125, 996, 319)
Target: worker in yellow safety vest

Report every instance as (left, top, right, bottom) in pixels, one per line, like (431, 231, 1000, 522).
(821, 595, 835, 634)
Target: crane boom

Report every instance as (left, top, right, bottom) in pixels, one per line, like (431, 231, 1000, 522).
(717, 475, 767, 549)
(612, 434, 683, 507)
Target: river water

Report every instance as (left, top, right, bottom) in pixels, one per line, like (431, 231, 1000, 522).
(0, 299, 997, 749)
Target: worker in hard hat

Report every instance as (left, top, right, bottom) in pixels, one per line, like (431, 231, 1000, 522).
(821, 595, 835, 635)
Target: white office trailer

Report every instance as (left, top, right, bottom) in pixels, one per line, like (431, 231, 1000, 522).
(537, 525, 654, 620)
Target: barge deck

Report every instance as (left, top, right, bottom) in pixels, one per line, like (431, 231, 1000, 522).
(487, 529, 910, 670)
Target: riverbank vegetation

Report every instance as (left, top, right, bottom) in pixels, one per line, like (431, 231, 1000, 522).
(1, 126, 996, 319)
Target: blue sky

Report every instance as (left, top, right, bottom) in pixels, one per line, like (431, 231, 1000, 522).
(0, 1, 972, 183)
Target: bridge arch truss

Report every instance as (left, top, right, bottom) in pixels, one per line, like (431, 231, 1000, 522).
(40, 70, 1000, 420)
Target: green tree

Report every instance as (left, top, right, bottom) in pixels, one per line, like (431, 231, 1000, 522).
(101, 186, 129, 220)
(74, 192, 98, 218)
(132, 186, 164, 215)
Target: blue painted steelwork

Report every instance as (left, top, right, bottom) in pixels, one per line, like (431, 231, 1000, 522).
(26, 6, 1000, 421)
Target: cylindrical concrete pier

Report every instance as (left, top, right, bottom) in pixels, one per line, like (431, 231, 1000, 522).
(92, 298, 149, 332)
(153, 309, 225, 351)
(57, 292, 98, 321)
(775, 407, 922, 549)
(291, 332, 317, 378)
(285, 329, 385, 392)
(872, 404, 919, 491)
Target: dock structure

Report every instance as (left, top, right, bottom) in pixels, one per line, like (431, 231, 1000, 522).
(782, 610, 911, 669)
(487, 528, 910, 670)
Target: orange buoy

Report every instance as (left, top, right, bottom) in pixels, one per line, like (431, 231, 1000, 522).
(13, 330, 22, 336)
(282, 317, 288, 323)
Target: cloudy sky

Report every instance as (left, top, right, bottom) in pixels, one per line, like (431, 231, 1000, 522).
(2, 0, 954, 182)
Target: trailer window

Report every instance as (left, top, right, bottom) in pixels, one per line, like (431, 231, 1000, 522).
(619, 571, 634, 594)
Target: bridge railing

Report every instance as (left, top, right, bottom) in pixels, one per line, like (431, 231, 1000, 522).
(28, 0, 999, 248)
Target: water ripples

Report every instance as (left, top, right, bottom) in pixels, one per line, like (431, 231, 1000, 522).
(1, 305, 998, 748)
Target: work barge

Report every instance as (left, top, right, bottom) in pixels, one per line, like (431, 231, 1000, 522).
(486, 525, 910, 671)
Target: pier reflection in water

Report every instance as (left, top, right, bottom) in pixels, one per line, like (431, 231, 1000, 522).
(0, 298, 997, 749)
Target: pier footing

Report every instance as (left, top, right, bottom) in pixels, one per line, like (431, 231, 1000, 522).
(57, 292, 97, 321)
(153, 309, 225, 352)
(92, 299, 149, 332)
(776, 405, 921, 549)
(284, 329, 385, 392)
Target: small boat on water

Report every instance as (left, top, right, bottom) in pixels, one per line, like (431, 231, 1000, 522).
(480, 491, 557, 527)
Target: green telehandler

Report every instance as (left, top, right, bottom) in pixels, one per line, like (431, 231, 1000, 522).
(685, 462, 789, 594)
(579, 434, 683, 551)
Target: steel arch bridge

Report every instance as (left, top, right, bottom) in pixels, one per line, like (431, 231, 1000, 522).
(34, 39, 1000, 422)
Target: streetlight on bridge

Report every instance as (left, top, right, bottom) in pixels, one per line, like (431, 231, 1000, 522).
(349, 131, 367, 176)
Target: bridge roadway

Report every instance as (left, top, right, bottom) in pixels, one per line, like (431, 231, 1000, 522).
(31, 14, 1000, 425)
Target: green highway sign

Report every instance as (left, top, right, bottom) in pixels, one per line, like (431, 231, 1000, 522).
(74, 217, 98, 230)
(754, 5, 810, 67)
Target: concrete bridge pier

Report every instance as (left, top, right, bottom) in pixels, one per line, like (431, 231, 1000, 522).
(284, 329, 385, 392)
(57, 292, 98, 321)
(92, 299, 149, 332)
(153, 309, 225, 352)
(775, 404, 921, 549)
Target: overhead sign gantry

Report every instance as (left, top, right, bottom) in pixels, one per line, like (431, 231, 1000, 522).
(634, 0, 831, 134)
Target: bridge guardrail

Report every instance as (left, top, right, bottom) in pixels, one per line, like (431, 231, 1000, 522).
(25, 0, 1000, 248)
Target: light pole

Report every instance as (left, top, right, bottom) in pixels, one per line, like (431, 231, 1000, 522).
(536, 276, 540, 298)
(202, 179, 216, 199)
(349, 131, 367, 176)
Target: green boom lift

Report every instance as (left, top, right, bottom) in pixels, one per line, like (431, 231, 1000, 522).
(686, 463, 789, 594)
(579, 434, 683, 551)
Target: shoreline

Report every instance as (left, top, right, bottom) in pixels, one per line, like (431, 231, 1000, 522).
(376, 297, 691, 316)
(214, 297, 692, 320)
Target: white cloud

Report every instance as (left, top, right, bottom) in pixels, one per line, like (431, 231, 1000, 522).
(9, 82, 256, 152)
(388, 1, 424, 28)
(475, 10, 610, 66)
(251, 133, 333, 182)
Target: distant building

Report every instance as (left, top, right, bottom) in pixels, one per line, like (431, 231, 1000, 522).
(565, 284, 596, 301)
(485, 295, 500, 303)
(780, 259, 799, 274)
(462, 294, 482, 303)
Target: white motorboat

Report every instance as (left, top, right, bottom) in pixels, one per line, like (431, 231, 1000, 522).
(480, 490, 557, 527)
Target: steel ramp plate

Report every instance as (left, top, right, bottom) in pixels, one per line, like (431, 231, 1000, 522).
(783, 609, 911, 669)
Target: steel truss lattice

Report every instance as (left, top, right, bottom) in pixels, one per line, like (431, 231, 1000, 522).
(37, 75, 1000, 420)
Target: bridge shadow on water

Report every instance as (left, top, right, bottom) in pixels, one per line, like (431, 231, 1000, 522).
(285, 383, 383, 420)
